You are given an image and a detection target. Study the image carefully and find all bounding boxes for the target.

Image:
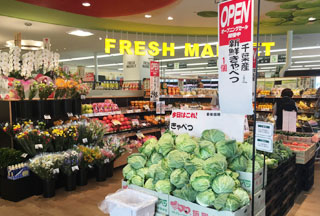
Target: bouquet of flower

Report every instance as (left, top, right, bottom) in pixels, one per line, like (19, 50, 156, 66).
(61, 150, 79, 176)
(28, 81, 38, 100)
(15, 129, 52, 156)
(51, 127, 67, 151)
(79, 83, 90, 96)
(64, 125, 78, 149)
(29, 153, 64, 180)
(54, 78, 67, 99)
(77, 145, 95, 169)
(103, 135, 127, 162)
(2, 122, 22, 137)
(91, 146, 104, 167)
(13, 80, 25, 100)
(38, 82, 55, 100)
(66, 80, 80, 99)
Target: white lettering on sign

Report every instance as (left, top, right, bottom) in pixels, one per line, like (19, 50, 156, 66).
(220, 1, 251, 28)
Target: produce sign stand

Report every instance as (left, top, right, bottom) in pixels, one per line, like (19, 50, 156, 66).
(122, 181, 251, 216)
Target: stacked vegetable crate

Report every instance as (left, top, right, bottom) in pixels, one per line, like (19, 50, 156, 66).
(296, 156, 315, 193)
(265, 155, 296, 216)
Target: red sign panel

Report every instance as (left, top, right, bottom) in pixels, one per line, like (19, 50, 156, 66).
(150, 61, 160, 77)
(219, 0, 253, 46)
(83, 72, 95, 82)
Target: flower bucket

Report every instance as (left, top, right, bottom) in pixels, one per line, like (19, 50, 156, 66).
(106, 161, 114, 178)
(96, 164, 107, 182)
(65, 172, 77, 191)
(77, 168, 88, 186)
(31, 171, 43, 196)
(43, 179, 55, 198)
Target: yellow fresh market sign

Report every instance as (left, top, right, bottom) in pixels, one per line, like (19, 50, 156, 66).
(105, 38, 275, 57)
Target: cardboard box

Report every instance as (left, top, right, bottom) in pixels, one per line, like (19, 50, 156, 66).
(256, 207, 265, 216)
(253, 190, 265, 215)
(7, 167, 29, 180)
(122, 181, 169, 215)
(237, 168, 267, 193)
(169, 195, 250, 216)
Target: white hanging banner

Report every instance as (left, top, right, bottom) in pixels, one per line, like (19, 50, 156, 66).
(170, 110, 245, 142)
(150, 61, 160, 102)
(218, 0, 254, 115)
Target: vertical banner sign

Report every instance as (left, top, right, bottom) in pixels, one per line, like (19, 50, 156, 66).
(218, 0, 254, 115)
(150, 61, 160, 102)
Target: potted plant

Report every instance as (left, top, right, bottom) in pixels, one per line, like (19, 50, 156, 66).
(28, 153, 63, 198)
(61, 150, 79, 191)
(76, 145, 94, 186)
(92, 146, 107, 182)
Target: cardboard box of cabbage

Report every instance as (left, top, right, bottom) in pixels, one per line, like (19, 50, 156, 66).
(121, 129, 267, 216)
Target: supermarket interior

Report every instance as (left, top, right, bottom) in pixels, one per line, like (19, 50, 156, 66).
(1, 0, 320, 216)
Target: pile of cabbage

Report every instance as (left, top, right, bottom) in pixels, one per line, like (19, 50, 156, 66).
(123, 129, 251, 212)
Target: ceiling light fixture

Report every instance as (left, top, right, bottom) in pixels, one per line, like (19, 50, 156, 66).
(292, 54, 320, 59)
(99, 37, 103, 40)
(145, 14, 152, 18)
(6, 40, 43, 50)
(288, 68, 310, 71)
(309, 17, 316, 22)
(168, 16, 174, 20)
(82, 2, 91, 7)
(67, 30, 94, 37)
(294, 60, 320, 64)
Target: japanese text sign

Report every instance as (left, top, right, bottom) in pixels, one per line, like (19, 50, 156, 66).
(255, 121, 274, 153)
(170, 110, 245, 142)
(150, 61, 160, 102)
(218, 0, 254, 115)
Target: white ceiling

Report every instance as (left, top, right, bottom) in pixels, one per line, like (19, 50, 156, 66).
(1, 16, 320, 76)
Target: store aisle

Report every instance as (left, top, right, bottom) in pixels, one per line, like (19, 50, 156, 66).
(0, 168, 124, 216)
(288, 162, 320, 216)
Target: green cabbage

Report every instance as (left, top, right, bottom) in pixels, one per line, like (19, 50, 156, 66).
(150, 152, 163, 165)
(241, 142, 253, 159)
(185, 156, 204, 175)
(190, 170, 212, 192)
(130, 175, 144, 187)
(122, 164, 136, 180)
(147, 163, 158, 179)
(204, 153, 227, 176)
(155, 179, 172, 194)
(213, 193, 229, 210)
(212, 174, 235, 194)
(157, 133, 174, 156)
(199, 140, 216, 160)
(255, 154, 265, 167)
(228, 155, 248, 172)
(176, 133, 198, 153)
(144, 178, 155, 190)
(181, 184, 197, 202)
(246, 159, 261, 173)
(170, 168, 189, 189)
(196, 189, 216, 207)
(139, 139, 157, 157)
(216, 140, 238, 159)
(136, 167, 149, 179)
(154, 159, 171, 181)
(146, 160, 153, 167)
(266, 158, 278, 169)
(224, 194, 241, 211)
(201, 129, 225, 143)
(233, 188, 250, 206)
(172, 189, 184, 199)
(127, 153, 146, 169)
(167, 150, 190, 169)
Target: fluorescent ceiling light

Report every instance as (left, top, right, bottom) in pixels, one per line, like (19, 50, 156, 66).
(86, 63, 123, 68)
(294, 60, 320, 64)
(303, 64, 320, 67)
(118, 68, 123, 71)
(60, 56, 94, 62)
(258, 62, 285, 66)
(168, 16, 174, 20)
(288, 68, 310, 71)
(258, 66, 276, 69)
(292, 54, 320, 59)
(187, 62, 211, 66)
(290, 65, 303, 68)
(165, 67, 217, 72)
(82, 2, 91, 7)
(145, 14, 152, 18)
(68, 30, 94, 37)
(312, 67, 320, 70)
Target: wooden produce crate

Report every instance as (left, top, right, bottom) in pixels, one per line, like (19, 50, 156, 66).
(284, 142, 316, 164)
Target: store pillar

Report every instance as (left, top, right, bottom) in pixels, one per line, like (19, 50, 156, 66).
(123, 49, 151, 81)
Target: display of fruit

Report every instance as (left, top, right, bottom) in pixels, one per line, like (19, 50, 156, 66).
(102, 114, 132, 133)
(144, 115, 165, 125)
(257, 90, 271, 96)
(130, 101, 154, 110)
(296, 101, 315, 110)
(256, 103, 273, 111)
(81, 104, 93, 114)
(302, 88, 317, 96)
(82, 99, 119, 114)
(122, 82, 139, 90)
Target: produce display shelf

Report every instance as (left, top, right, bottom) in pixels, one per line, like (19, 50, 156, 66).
(82, 108, 159, 118)
(144, 95, 213, 99)
(256, 109, 315, 114)
(257, 96, 317, 99)
(104, 125, 165, 137)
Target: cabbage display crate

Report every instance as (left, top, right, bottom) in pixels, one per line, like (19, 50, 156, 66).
(122, 181, 251, 216)
(253, 190, 265, 216)
(256, 207, 265, 216)
(237, 167, 267, 194)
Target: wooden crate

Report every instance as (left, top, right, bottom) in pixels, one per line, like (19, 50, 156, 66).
(290, 143, 316, 164)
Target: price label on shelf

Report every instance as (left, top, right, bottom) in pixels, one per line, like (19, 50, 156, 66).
(136, 131, 145, 139)
(127, 110, 134, 114)
(35, 144, 43, 149)
(198, 94, 206, 98)
(44, 115, 51, 120)
(88, 165, 93, 169)
(71, 166, 79, 172)
(67, 112, 73, 117)
(82, 138, 88, 143)
(132, 119, 140, 126)
(104, 159, 109, 164)
(143, 105, 150, 111)
(135, 109, 142, 113)
(21, 153, 28, 158)
(88, 113, 94, 117)
(115, 111, 122, 115)
(80, 95, 86, 100)
(53, 168, 60, 174)
(169, 95, 175, 98)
